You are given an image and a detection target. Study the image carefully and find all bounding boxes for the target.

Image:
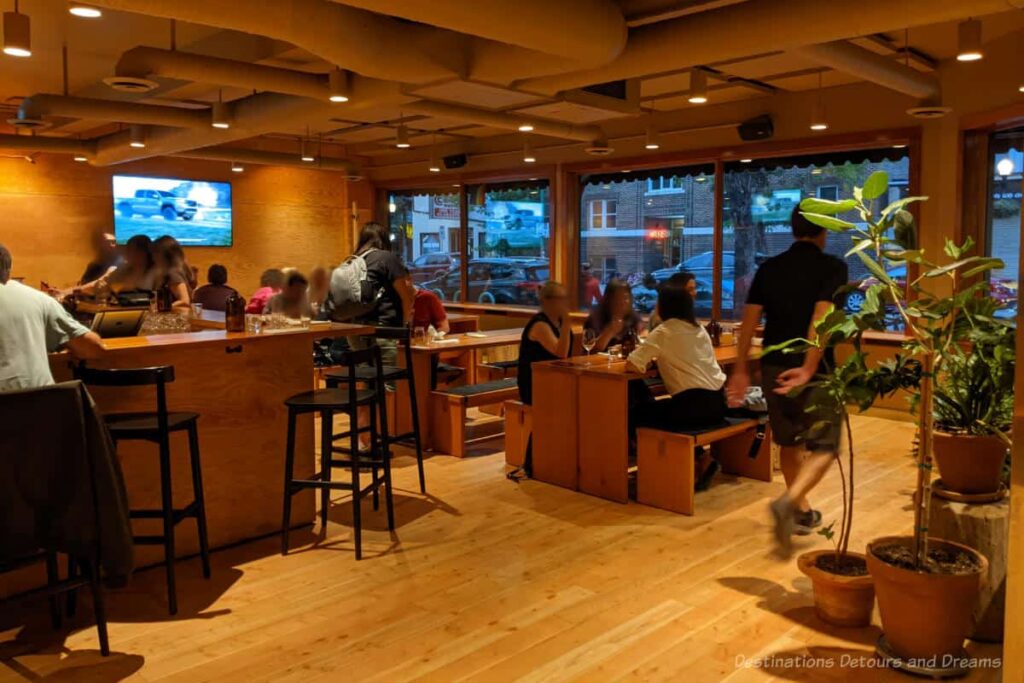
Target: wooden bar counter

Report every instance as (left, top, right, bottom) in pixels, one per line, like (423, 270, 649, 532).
(48, 323, 372, 567)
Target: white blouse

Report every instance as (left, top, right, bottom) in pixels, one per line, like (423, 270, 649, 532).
(627, 318, 726, 396)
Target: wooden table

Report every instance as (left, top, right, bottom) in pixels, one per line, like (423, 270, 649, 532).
(395, 328, 523, 451)
(49, 323, 373, 568)
(445, 312, 480, 334)
(532, 346, 744, 503)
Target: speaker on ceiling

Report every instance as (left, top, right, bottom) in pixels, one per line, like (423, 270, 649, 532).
(443, 153, 468, 169)
(737, 114, 774, 142)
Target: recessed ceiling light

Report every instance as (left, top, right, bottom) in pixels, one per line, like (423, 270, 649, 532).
(68, 3, 102, 18)
(740, 158, 752, 163)
(73, 154, 88, 162)
(1018, 85, 1024, 93)
(956, 18, 983, 62)
(517, 123, 534, 132)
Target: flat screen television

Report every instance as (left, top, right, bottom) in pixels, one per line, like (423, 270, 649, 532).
(112, 175, 233, 247)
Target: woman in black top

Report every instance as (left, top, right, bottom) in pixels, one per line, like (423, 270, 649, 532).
(583, 278, 642, 352)
(153, 235, 195, 311)
(512, 281, 572, 479)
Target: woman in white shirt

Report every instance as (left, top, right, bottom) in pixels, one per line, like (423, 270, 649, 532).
(627, 278, 728, 487)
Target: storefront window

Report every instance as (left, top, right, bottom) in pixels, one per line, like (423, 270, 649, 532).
(578, 165, 715, 319)
(987, 127, 1022, 320)
(723, 149, 911, 328)
(388, 190, 461, 295)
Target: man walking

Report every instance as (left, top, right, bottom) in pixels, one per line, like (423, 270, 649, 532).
(727, 208, 848, 557)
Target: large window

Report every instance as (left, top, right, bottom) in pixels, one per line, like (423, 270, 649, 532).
(388, 180, 550, 307)
(723, 149, 911, 326)
(579, 165, 715, 318)
(986, 127, 1022, 320)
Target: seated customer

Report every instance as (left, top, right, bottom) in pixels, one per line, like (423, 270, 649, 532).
(308, 266, 330, 318)
(628, 277, 727, 488)
(266, 271, 313, 319)
(75, 234, 158, 297)
(584, 278, 641, 352)
(246, 268, 285, 314)
(79, 229, 122, 285)
(153, 235, 194, 311)
(192, 264, 239, 312)
(510, 281, 572, 479)
(648, 270, 697, 331)
(410, 279, 449, 334)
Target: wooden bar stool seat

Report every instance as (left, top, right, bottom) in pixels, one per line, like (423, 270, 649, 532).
(104, 411, 199, 437)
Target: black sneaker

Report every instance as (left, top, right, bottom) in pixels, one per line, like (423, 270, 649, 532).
(695, 460, 720, 492)
(794, 509, 823, 535)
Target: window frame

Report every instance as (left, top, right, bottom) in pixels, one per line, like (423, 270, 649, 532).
(587, 199, 617, 230)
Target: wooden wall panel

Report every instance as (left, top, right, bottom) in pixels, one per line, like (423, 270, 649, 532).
(0, 154, 368, 295)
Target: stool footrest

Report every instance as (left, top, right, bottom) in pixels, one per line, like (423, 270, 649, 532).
(288, 479, 353, 491)
(129, 503, 199, 524)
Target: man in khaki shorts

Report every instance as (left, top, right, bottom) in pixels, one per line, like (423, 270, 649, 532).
(728, 208, 848, 557)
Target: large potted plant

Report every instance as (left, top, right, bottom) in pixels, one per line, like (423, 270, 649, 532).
(796, 171, 998, 674)
(932, 319, 1014, 498)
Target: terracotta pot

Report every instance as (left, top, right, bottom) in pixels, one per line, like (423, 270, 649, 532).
(933, 431, 1007, 495)
(797, 550, 875, 627)
(867, 536, 987, 661)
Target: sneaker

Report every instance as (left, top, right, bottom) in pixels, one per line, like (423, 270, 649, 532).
(695, 460, 720, 492)
(769, 496, 795, 559)
(794, 509, 823, 535)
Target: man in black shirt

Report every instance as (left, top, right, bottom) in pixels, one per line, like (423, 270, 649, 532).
(79, 230, 122, 285)
(728, 208, 848, 557)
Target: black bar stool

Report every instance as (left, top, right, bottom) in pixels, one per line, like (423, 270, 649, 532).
(282, 345, 394, 559)
(323, 326, 426, 494)
(74, 365, 211, 615)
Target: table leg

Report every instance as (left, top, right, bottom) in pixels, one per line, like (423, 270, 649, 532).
(532, 365, 579, 490)
(577, 374, 630, 503)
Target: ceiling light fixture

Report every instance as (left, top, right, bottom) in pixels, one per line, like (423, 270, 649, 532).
(211, 91, 230, 129)
(522, 136, 536, 164)
(688, 68, 708, 104)
(892, 143, 907, 149)
(3, 1, 31, 58)
(956, 18, 983, 62)
(68, 2, 102, 18)
(740, 158, 752, 163)
(428, 132, 441, 173)
(517, 122, 534, 133)
(644, 120, 660, 150)
(395, 123, 410, 149)
(810, 72, 828, 131)
(128, 124, 146, 148)
(328, 68, 350, 103)
(231, 161, 244, 173)
(73, 154, 88, 162)
(1018, 84, 1024, 93)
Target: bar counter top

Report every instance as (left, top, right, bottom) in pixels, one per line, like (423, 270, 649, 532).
(95, 322, 374, 352)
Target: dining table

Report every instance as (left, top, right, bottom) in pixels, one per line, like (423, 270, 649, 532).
(531, 345, 748, 503)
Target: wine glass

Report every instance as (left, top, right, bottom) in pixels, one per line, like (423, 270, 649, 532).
(581, 328, 597, 364)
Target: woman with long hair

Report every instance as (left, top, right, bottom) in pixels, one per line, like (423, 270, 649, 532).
(153, 235, 194, 311)
(583, 278, 642, 352)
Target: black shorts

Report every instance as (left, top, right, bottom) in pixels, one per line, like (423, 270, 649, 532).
(761, 363, 841, 453)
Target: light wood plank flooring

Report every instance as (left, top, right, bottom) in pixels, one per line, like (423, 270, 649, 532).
(0, 415, 1003, 682)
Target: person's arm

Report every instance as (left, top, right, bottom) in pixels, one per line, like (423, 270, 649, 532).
(432, 296, 450, 334)
(725, 303, 762, 403)
(394, 276, 415, 325)
(594, 318, 624, 352)
(773, 300, 832, 393)
(627, 326, 660, 374)
(67, 331, 106, 360)
(529, 319, 571, 358)
(169, 282, 191, 311)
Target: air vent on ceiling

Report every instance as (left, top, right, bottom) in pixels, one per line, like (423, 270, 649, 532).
(906, 104, 952, 119)
(103, 76, 160, 93)
(584, 141, 615, 156)
(6, 115, 49, 130)
(581, 80, 629, 101)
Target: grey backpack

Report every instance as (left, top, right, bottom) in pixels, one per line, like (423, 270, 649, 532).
(325, 249, 381, 321)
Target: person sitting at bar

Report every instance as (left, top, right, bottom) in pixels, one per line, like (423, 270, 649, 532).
(192, 264, 239, 312)
(648, 270, 697, 331)
(509, 281, 572, 480)
(266, 270, 313, 319)
(307, 266, 330, 318)
(0, 244, 105, 392)
(628, 277, 728, 489)
(75, 234, 158, 298)
(79, 229, 122, 285)
(153, 235, 194, 311)
(410, 278, 450, 335)
(246, 268, 285, 314)
(583, 278, 641, 352)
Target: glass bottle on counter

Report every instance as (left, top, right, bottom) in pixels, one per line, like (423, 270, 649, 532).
(705, 318, 722, 347)
(620, 327, 638, 359)
(224, 293, 247, 332)
(157, 282, 173, 312)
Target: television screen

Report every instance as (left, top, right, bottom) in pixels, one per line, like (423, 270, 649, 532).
(112, 175, 232, 247)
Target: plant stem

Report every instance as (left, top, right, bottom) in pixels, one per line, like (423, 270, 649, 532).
(914, 351, 936, 567)
(841, 411, 855, 557)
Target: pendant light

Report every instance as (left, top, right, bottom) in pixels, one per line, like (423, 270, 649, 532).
(688, 68, 707, 104)
(231, 161, 244, 173)
(300, 140, 315, 162)
(956, 18, 983, 62)
(129, 124, 146, 148)
(644, 116, 660, 150)
(522, 135, 536, 164)
(68, 3, 102, 18)
(328, 68, 350, 103)
(210, 90, 230, 129)
(395, 123, 410, 149)
(517, 122, 534, 132)
(73, 153, 89, 162)
(3, 0, 31, 58)
(428, 132, 441, 173)
(810, 72, 828, 131)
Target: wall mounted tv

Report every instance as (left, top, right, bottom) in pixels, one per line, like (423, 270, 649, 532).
(112, 175, 233, 247)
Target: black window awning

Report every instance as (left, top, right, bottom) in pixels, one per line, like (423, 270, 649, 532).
(582, 163, 716, 187)
(724, 148, 909, 173)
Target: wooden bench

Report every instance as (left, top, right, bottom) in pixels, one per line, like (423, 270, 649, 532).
(504, 400, 532, 468)
(430, 378, 520, 457)
(637, 417, 772, 516)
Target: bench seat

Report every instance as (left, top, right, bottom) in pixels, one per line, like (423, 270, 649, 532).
(637, 417, 772, 515)
(430, 378, 520, 457)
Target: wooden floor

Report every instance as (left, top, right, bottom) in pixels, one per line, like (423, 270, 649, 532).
(0, 415, 1003, 682)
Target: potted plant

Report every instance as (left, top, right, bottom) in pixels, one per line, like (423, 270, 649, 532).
(932, 319, 1014, 497)
(796, 171, 999, 673)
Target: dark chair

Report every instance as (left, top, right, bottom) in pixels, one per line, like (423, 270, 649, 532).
(282, 345, 394, 559)
(323, 326, 426, 494)
(73, 365, 211, 616)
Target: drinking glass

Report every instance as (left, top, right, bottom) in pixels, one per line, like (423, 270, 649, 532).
(191, 302, 203, 318)
(413, 326, 427, 346)
(581, 328, 597, 364)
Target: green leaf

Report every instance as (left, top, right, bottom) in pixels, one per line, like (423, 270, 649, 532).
(801, 213, 858, 232)
(845, 239, 873, 258)
(862, 171, 889, 200)
(856, 250, 893, 284)
(853, 186, 863, 203)
(924, 256, 1000, 278)
(800, 198, 857, 215)
(962, 258, 1005, 279)
(881, 196, 928, 219)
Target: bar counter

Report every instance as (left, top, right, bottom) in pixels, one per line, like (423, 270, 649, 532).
(49, 323, 373, 567)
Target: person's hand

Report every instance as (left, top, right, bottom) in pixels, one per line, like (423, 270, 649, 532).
(773, 366, 814, 394)
(607, 317, 625, 337)
(726, 369, 750, 406)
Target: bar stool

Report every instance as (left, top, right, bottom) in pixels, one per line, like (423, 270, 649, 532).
(282, 345, 394, 559)
(323, 326, 426, 494)
(74, 365, 211, 615)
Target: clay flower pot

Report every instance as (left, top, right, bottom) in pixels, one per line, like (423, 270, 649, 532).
(867, 536, 987, 661)
(797, 550, 875, 627)
(933, 431, 1007, 495)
